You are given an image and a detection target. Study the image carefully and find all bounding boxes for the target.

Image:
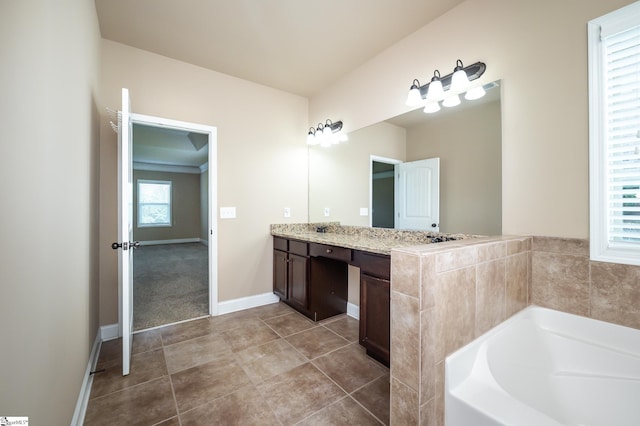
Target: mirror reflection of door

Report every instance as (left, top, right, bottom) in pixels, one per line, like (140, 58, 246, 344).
(371, 157, 441, 231)
(372, 161, 396, 228)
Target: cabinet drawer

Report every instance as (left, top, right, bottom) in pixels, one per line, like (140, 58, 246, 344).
(289, 240, 308, 256)
(353, 251, 390, 280)
(309, 243, 351, 262)
(273, 237, 288, 252)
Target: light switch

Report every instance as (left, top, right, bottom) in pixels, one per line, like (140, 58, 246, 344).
(324, 207, 330, 217)
(283, 207, 291, 218)
(220, 207, 236, 219)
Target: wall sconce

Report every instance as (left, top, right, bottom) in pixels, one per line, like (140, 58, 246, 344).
(406, 59, 487, 113)
(307, 119, 348, 147)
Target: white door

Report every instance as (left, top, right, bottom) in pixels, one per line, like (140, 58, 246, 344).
(117, 88, 135, 376)
(395, 158, 440, 231)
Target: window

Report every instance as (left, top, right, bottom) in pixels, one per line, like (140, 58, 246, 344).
(589, 3, 640, 266)
(137, 180, 172, 227)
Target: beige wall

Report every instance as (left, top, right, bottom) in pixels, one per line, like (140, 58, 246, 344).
(133, 170, 201, 242)
(406, 99, 502, 235)
(99, 40, 309, 324)
(309, 121, 406, 225)
(0, 0, 101, 424)
(309, 0, 637, 239)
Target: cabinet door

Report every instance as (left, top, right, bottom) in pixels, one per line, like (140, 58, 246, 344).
(360, 273, 390, 365)
(273, 249, 288, 299)
(288, 253, 309, 310)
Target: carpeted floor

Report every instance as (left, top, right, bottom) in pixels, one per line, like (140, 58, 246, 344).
(133, 243, 209, 331)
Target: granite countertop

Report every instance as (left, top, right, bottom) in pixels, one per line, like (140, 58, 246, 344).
(270, 223, 476, 255)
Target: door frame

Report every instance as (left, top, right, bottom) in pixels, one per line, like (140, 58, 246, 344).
(369, 155, 402, 228)
(119, 112, 219, 335)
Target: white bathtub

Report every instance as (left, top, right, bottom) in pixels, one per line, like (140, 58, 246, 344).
(445, 306, 640, 426)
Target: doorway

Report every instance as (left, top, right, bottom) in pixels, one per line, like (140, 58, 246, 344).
(370, 156, 402, 228)
(128, 114, 217, 331)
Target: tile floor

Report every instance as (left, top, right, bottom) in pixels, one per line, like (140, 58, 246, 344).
(84, 302, 390, 425)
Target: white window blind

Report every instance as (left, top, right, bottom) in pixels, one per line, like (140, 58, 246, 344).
(589, 2, 640, 266)
(604, 26, 640, 246)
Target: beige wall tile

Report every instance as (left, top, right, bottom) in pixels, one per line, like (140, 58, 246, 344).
(391, 251, 420, 298)
(506, 237, 532, 255)
(436, 246, 477, 273)
(532, 236, 589, 256)
(390, 378, 419, 425)
(390, 291, 420, 391)
(531, 251, 590, 316)
(475, 259, 506, 336)
(420, 398, 436, 426)
(420, 307, 436, 402)
(421, 255, 437, 310)
(505, 252, 529, 317)
(591, 261, 640, 329)
(434, 267, 476, 360)
(477, 241, 507, 263)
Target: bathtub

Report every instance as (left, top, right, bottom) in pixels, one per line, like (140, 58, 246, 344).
(445, 306, 640, 426)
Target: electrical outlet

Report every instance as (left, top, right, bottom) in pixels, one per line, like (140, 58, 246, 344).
(220, 207, 236, 219)
(360, 207, 369, 216)
(324, 207, 330, 217)
(283, 207, 291, 218)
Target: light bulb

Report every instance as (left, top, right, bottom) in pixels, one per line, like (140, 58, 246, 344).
(442, 94, 460, 108)
(406, 82, 424, 107)
(423, 101, 441, 114)
(306, 131, 317, 145)
(450, 60, 470, 93)
(426, 79, 445, 101)
(465, 85, 486, 101)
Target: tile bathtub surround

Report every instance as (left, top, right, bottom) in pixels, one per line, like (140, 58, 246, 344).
(531, 236, 640, 330)
(390, 236, 532, 426)
(390, 234, 640, 425)
(85, 303, 390, 425)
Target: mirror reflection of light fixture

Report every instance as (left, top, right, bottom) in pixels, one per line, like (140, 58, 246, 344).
(406, 60, 487, 114)
(307, 119, 346, 146)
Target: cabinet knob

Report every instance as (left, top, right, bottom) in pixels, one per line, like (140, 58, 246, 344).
(326, 249, 332, 253)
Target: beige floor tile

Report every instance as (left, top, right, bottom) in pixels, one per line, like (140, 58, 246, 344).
(263, 312, 317, 337)
(90, 348, 168, 399)
(84, 376, 176, 426)
(160, 317, 216, 346)
(313, 344, 387, 393)
(247, 301, 295, 320)
(132, 329, 163, 354)
(257, 363, 346, 425)
(285, 326, 350, 359)
(209, 309, 264, 332)
(96, 338, 122, 370)
(171, 354, 252, 413)
(164, 333, 232, 374)
(222, 321, 280, 352)
(323, 315, 360, 342)
(235, 339, 308, 383)
(180, 385, 279, 426)
(352, 374, 390, 425)
(297, 396, 381, 425)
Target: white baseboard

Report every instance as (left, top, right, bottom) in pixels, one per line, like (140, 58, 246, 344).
(100, 323, 119, 341)
(140, 238, 201, 246)
(217, 292, 280, 315)
(70, 330, 102, 426)
(200, 238, 208, 246)
(347, 302, 360, 320)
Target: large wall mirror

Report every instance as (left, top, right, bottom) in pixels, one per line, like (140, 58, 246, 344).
(308, 81, 502, 236)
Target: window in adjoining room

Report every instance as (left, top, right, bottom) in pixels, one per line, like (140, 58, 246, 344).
(589, 2, 640, 266)
(137, 179, 172, 227)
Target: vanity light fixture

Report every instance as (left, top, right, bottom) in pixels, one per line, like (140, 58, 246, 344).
(307, 119, 347, 146)
(407, 59, 487, 114)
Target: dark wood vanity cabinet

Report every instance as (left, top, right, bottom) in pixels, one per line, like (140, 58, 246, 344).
(273, 237, 347, 321)
(273, 236, 390, 365)
(354, 251, 391, 366)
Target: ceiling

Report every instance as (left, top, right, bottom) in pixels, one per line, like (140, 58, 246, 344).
(95, 0, 465, 97)
(132, 124, 209, 169)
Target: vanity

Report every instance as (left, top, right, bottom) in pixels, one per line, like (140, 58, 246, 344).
(271, 223, 472, 366)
